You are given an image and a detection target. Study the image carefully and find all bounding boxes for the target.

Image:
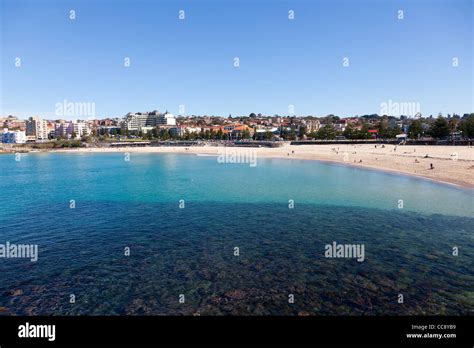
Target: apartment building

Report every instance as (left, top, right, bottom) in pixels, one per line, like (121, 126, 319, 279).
(26, 116, 48, 140)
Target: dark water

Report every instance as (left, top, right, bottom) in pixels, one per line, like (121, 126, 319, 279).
(0, 202, 472, 315)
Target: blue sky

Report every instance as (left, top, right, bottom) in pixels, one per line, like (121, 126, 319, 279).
(0, 0, 472, 119)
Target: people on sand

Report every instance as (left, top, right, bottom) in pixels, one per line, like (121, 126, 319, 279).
(430, 163, 434, 170)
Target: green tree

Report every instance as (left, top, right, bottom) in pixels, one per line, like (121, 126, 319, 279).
(298, 125, 307, 138)
(355, 123, 371, 139)
(377, 120, 389, 138)
(448, 118, 458, 133)
(317, 124, 336, 139)
(160, 129, 170, 140)
(343, 124, 355, 139)
(242, 129, 251, 139)
(408, 120, 423, 139)
(386, 125, 402, 139)
(430, 116, 450, 138)
(287, 128, 296, 140)
(252, 128, 259, 140)
(459, 114, 474, 138)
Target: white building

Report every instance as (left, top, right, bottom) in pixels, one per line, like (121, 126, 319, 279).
(66, 121, 90, 138)
(54, 121, 90, 139)
(157, 112, 176, 126)
(302, 119, 320, 133)
(26, 116, 48, 140)
(169, 126, 201, 137)
(121, 110, 176, 131)
(2, 129, 26, 143)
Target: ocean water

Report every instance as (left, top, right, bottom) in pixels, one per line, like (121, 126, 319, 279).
(0, 152, 472, 315)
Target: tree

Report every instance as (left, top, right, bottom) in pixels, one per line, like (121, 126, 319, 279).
(252, 128, 258, 140)
(355, 123, 371, 139)
(288, 128, 296, 140)
(408, 120, 423, 139)
(160, 129, 170, 140)
(343, 124, 355, 139)
(459, 114, 474, 138)
(386, 125, 402, 139)
(448, 118, 458, 133)
(430, 116, 450, 139)
(377, 120, 389, 138)
(317, 124, 336, 140)
(242, 129, 251, 139)
(298, 125, 307, 138)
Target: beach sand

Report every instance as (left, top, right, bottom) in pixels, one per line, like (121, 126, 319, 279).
(45, 143, 474, 188)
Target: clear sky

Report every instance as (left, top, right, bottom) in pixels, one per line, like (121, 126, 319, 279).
(0, 0, 472, 119)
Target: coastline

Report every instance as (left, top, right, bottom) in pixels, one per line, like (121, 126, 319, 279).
(3, 143, 474, 189)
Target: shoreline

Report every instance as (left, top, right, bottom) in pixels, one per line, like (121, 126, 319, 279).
(2, 144, 473, 189)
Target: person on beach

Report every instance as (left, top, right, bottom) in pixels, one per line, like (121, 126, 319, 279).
(430, 163, 434, 170)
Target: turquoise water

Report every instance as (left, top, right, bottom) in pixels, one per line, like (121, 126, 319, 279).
(0, 153, 473, 315)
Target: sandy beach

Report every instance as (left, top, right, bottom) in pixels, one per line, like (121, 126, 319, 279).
(42, 144, 474, 189)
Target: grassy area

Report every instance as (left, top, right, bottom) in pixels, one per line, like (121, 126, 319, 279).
(13, 140, 85, 150)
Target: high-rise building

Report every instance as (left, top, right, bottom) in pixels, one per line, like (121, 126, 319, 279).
(26, 116, 48, 140)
